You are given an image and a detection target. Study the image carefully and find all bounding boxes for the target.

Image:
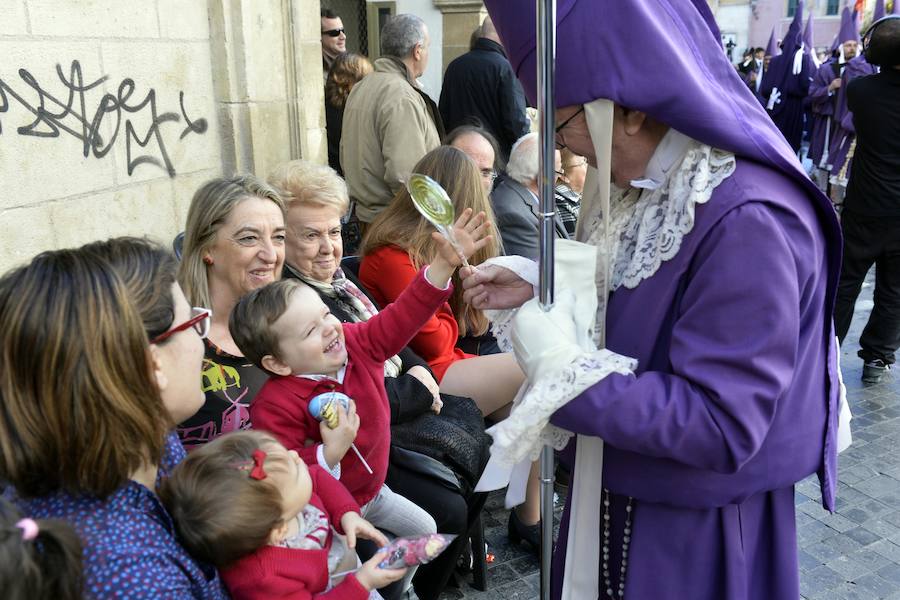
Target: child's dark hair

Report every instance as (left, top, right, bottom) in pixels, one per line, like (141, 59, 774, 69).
(0, 498, 83, 600)
(158, 431, 292, 568)
(229, 279, 306, 373)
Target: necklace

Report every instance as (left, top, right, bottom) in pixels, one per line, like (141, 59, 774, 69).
(601, 489, 634, 599)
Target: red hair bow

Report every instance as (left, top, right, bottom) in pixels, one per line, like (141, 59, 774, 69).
(249, 449, 267, 480)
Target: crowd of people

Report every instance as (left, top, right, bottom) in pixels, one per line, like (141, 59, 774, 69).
(1, 2, 899, 600)
(737, 2, 900, 384)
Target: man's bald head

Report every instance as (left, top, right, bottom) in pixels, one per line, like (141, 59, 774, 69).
(480, 16, 501, 44)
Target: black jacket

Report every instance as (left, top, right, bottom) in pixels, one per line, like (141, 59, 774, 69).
(439, 38, 530, 159)
(846, 69, 900, 218)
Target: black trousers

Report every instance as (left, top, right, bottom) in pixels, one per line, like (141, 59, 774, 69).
(834, 211, 900, 364)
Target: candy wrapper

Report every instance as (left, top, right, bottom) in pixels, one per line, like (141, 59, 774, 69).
(378, 534, 457, 569)
(309, 392, 352, 429)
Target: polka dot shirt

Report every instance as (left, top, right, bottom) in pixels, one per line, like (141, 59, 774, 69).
(8, 432, 229, 599)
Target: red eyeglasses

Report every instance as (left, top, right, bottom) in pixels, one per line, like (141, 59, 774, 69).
(150, 307, 212, 345)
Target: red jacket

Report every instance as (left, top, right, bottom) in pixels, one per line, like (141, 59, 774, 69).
(221, 466, 364, 600)
(250, 269, 452, 505)
(359, 246, 474, 382)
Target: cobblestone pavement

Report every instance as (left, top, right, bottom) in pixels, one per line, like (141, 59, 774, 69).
(441, 272, 900, 600)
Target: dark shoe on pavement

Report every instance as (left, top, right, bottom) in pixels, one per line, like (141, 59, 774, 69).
(508, 510, 540, 554)
(862, 359, 889, 384)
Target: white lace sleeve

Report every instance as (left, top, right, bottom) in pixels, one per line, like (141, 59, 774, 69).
(487, 349, 637, 466)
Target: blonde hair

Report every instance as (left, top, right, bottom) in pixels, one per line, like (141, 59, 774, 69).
(325, 52, 373, 108)
(361, 146, 501, 336)
(268, 160, 350, 215)
(178, 175, 285, 309)
(0, 247, 170, 498)
(159, 431, 291, 568)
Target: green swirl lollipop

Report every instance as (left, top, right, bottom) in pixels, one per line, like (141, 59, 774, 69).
(407, 174, 471, 268)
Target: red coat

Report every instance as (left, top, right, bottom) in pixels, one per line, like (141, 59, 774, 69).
(250, 269, 452, 506)
(359, 246, 474, 382)
(221, 466, 364, 600)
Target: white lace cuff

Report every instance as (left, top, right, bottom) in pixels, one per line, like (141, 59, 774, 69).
(486, 349, 637, 466)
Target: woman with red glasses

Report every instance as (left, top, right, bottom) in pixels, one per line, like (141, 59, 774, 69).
(0, 237, 226, 599)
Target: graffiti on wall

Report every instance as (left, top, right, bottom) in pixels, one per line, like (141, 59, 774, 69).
(0, 60, 208, 178)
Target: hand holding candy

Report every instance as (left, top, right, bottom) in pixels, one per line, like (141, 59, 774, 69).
(355, 551, 408, 591)
(309, 392, 372, 474)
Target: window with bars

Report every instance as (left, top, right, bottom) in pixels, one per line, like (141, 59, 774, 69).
(826, 0, 839, 15)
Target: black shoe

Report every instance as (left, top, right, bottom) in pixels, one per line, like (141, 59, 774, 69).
(862, 359, 890, 384)
(508, 510, 540, 552)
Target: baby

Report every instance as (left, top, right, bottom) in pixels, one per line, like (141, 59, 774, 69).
(229, 209, 489, 592)
(160, 430, 404, 600)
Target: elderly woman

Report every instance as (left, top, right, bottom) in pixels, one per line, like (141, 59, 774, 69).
(463, 2, 843, 599)
(0, 238, 226, 598)
(268, 159, 490, 600)
(176, 175, 286, 449)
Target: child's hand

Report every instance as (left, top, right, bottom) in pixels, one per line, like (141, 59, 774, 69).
(355, 551, 408, 591)
(321, 400, 360, 469)
(425, 208, 493, 288)
(340, 512, 389, 548)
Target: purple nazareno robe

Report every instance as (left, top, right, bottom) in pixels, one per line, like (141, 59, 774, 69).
(551, 158, 833, 600)
(807, 60, 841, 167)
(827, 55, 877, 178)
(484, 0, 843, 598)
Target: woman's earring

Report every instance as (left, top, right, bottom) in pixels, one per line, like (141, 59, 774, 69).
(203, 256, 214, 265)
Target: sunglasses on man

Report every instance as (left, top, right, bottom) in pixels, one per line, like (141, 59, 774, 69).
(322, 28, 345, 37)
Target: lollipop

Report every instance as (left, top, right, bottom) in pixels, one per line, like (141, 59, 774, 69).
(308, 392, 373, 475)
(406, 174, 471, 269)
(378, 534, 457, 569)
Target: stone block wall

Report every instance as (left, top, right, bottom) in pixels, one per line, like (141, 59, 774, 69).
(0, 0, 325, 271)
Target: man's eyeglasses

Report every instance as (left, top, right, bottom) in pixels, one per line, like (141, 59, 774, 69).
(563, 158, 588, 169)
(480, 169, 498, 184)
(150, 307, 212, 344)
(555, 107, 585, 149)
(322, 28, 345, 37)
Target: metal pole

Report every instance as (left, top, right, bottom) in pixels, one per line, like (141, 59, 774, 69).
(536, 0, 556, 599)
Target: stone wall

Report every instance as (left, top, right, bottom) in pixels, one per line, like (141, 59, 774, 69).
(0, 0, 325, 271)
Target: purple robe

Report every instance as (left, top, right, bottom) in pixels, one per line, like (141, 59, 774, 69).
(807, 60, 840, 167)
(760, 50, 815, 152)
(551, 158, 834, 599)
(827, 55, 876, 178)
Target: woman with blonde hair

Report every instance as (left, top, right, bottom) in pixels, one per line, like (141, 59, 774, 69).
(325, 52, 373, 175)
(176, 175, 286, 450)
(0, 238, 226, 598)
(360, 147, 542, 550)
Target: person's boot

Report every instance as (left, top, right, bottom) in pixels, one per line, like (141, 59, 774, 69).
(862, 359, 890, 384)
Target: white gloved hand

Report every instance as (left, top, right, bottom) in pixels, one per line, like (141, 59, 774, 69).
(511, 289, 582, 382)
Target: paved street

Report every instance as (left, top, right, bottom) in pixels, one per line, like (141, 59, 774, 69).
(443, 271, 900, 599)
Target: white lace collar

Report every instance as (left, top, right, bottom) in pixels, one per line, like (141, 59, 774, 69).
(585, 136, 736, 292)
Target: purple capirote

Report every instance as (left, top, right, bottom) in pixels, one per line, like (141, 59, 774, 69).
(483, 1, 843, 598)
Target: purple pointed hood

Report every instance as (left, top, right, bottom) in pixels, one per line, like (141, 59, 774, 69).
(483, 0, 837, 234)
(766, 27, 780, 57)
(803, 12, 815, 53)
(782, 0, 806, 53)
(874, 0, 886, 22)
(838, 6, 860, 43)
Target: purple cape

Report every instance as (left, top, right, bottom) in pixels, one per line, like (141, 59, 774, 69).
(484, 1, 842, 598)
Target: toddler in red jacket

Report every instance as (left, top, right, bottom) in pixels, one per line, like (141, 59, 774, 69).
(229, 209, 490, 594)
(160, 430, 404, 600)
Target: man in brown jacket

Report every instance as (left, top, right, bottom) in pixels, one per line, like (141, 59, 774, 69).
(340, 14, 443, 224)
